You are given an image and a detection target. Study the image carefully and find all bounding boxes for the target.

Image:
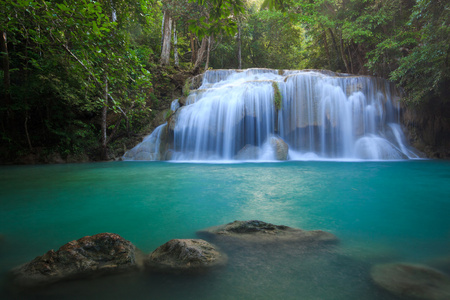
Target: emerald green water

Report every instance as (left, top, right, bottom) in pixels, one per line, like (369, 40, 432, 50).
(1, 161, 449, 299)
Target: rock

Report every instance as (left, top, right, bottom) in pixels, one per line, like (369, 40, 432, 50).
(189, 73, 204, 90)
(235, 144, 260, 160)
(426, 256, 450, 275)
(45, 152, 65, 164)
(402, 98, 450, 159)
(168, 107, 183, 132)
(268, 136, 289, 160)
(371, 263, 450, 300)
(346, 83, 363, 96)
(10, 233, 138, 288)
(144, 239, 226, 274)
(198, 220, 338, 245)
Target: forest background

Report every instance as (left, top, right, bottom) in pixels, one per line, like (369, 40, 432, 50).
(0, 0, 448, 163)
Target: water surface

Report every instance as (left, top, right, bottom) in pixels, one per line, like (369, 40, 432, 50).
(1, 161, 449, 299)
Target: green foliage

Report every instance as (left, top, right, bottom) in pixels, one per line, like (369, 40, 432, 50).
(0, 0, 163, 160)
(164, 110, 173, 121)
(272, 81, 282, 110)
(188, 0, 245, 38)
(210, 7, 305, 69)
(389, 0, 450, 105)
(184, 79, 191, 97)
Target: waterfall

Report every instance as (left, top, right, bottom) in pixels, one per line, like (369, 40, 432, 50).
(124, 68, 421, 161)
(123, 123, 167, 161)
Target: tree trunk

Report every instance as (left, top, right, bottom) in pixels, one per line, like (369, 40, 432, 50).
(160, 10, 172, 66)
(327, 28, 340, 66)
(190, 33, 197, 64)
(193, 37, 208, 73)
(1, 31, 11, 106)
(205, 36, 213, 71)
(160, 12, 165, 51)
(237, 25, 242, 69)
(173, 21, 179, 66)
(339, 33, 350, 73)
(101, 75, 108, 160)
(322, 30, 331, 68)
(356, 44, 367, 74)
(24, 111, 32, 151)
(347, 43, 354, 74)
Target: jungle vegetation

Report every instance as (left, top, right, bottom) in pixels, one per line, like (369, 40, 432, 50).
(0, 0, 448, 162)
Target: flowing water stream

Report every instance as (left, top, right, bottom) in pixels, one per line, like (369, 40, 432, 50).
(1, 161, 449, 299)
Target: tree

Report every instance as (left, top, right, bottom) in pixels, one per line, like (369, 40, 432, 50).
(390, 0, 450, 105)
(0, 0, 156, 159)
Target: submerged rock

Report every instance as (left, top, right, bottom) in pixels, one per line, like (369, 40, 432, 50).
(198, 220, 338, 245)
(427, 256, 450, 275)
(371, 263, 450, 300)
(144, 239, 226, 274)
(10, 233, 138, 288)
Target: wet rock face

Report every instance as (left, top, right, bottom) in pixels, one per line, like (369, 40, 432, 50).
(371, 263, 450, 300)
(10, 233, 137, 288)
(198, 220, 338, 245)
(235, 144, 260, 160)
(402, 99, 450, 159)
(145, 239, 226, 274)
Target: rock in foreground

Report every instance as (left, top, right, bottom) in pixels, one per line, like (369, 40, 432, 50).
(10, 233, 137, 288)
(145, 239, 226, 274)
(198, 220, 338, 245)
(371, 263, 450, 300)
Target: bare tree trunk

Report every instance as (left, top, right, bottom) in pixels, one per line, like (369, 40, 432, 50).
(347, 44, 354, 74)
(355, 44, 366, 74)
(339, 33, 350, 73)
(160, 12, 165, 50)
(101, 75, 108, 160)
(237, 25, 242, 69)
(160, 10, 172, 66)
(193, 37, 208, 73)
(1, 31, 10, 106)
(322, 30, 331, 68)
(190, 34, 197, 64)
(327, 28, 340, 66)
(173, 21, 179, 66)
(205, 36, 213, 71)
(24, 111, 32, 151)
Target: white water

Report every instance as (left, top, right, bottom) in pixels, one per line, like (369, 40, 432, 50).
(124, 69, 420, 161)
(123, 123, 167, 161)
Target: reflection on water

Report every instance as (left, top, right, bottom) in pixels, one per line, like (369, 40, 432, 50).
(0, 161, 450, 299)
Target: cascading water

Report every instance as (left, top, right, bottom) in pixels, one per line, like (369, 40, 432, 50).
(124, 68, 420, 161)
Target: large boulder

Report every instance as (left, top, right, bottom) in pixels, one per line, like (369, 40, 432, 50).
(268, 136, 289, 160)
(10, 233, 138, 288)
(198, 220, 338, 245)
(144, 239, 226, 274)
(371, 263, 450, 300)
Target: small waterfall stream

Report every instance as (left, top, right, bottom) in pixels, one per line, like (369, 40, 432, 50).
(124, 68, 420, 161)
